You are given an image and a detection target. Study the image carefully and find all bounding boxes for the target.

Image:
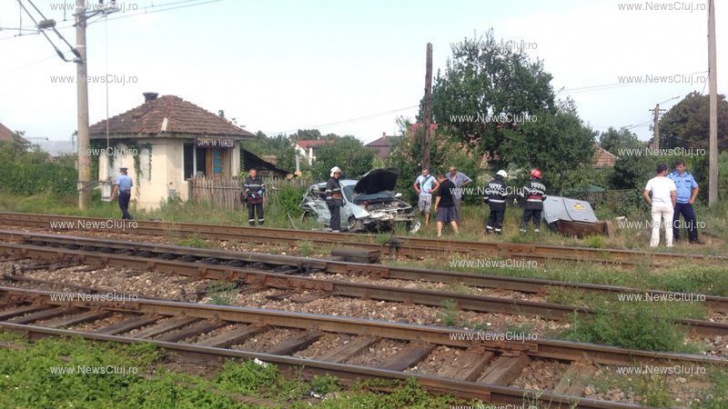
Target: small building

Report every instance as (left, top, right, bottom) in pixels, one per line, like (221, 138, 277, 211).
(0, 122, 30, 145)
(89, 93, 255, 210)
(366, 132, 401, 159)
(593, 146, 617, 169)
(293, 139, 332, 165)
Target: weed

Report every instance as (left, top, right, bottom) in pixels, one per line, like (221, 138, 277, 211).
(297, 239, 314, 257)
(177, 234, 211, 249)
(438, 299, 459, 327)
(205, 280, 238, 306)
(310, 374, 341, 395)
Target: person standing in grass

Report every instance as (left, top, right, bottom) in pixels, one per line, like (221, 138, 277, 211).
(111, 167, 133, 220)
(485, 170, 508, 234)
(434, 172, 459, 238)
(326, 166, 344, 232)
(243, 167, 266, 226)
(413, 168, 439, 228)
(519, 169, 546, 233)
(668, 160, 702, 244)
(643, 163, 677, 248)
(446, 166, 473, 222)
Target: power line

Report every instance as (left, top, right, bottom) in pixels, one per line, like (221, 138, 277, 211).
(269, 105, 419, 135)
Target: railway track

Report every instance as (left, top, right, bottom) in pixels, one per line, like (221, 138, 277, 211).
(1, 211, 726, 267)
(2, 230, 727, 337)
(0, 285, 724, 408)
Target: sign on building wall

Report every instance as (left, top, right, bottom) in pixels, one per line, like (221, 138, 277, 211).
(195, 137, 235, 148)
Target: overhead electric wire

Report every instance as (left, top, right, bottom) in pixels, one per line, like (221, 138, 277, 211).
(15, 0, 72, 62)
(25, 0, 79, 59)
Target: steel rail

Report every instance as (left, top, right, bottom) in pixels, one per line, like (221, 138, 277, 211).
(3, 229, 727, 313)
(2, 239, 727, 337)
(1, 211, 726, 266)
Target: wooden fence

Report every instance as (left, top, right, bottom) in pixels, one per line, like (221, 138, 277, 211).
(190, 176, 312, 211)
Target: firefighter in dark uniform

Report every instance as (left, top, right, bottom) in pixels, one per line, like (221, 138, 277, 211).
(325, 166, 344, 232)
(484, 170, 508, 234)
(519, 169, 547, 233)
(243, 167, 265, 226)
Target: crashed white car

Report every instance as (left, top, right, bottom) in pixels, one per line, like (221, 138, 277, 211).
(300, 168, 421, 233)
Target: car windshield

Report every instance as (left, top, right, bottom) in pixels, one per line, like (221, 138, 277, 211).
(343, 185, 354, 201)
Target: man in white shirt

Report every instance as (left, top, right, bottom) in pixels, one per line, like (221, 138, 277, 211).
(643, 163, 677, 248)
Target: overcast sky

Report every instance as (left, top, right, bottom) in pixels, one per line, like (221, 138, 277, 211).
(0, 0, 724, 145)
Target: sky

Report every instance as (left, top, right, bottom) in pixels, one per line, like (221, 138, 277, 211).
(0, 0, 724, 146)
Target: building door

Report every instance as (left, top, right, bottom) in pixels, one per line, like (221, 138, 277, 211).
(205, 149, 227, 177)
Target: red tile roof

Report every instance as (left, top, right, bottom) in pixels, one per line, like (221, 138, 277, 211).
(0, 122, 30, 144)
(295, 139, 332, 149)
(89, 95, 254, 138)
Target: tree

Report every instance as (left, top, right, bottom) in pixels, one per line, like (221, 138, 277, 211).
(312, 136, 375, 180)
(290, 129, 322, 141)
(659, 91, 728, 151)
(242, 132, 299, 173)
(429, 29, 556, 157)
(499, 99, 597, 194)
(599, 127, 643, 154)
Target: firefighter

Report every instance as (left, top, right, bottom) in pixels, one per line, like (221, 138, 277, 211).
(484, 170, 508, 234)
(519, 169, 547, 233)
(325, 166, 344, 232)
(243, 167, 266, 226)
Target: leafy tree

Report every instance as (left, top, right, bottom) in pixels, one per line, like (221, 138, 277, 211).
(659, 91, 728, 150)
(500, 99, 597, 194)
(242, 132, 299, 173)
(599, 127, 643, 153)
(429, 29, 556, 156)
(290, 129, 322, 141)
(312, 136, 375, 180)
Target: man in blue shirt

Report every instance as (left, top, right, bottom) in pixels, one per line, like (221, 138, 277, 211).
(667, 160, 701, 244)
(413, 168, 439, 227)
(112, 167, 134, 220)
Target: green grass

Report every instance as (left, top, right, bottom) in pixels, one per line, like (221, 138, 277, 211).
(206, 280, 239, 306)
(0, 331, 476, 409)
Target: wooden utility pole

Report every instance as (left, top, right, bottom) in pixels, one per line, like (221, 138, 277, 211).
(76, 0, 91, 209)
(652, 103, 660, 150)
(708, 0, 718, 206)
(422, 43, 433, 171)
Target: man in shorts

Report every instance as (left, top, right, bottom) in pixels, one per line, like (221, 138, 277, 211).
(413, 168, 439, 227)
(434, 172, 459, 238)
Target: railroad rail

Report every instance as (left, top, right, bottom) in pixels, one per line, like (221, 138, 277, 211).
(2, 231, 727, 337)
(1, 211, 726, 267)
(1, 286, 724, 408)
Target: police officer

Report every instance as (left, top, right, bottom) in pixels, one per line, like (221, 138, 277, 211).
(325, 166, 344, 232)
(112, 167, 133, 220)
(484, 170, 508, 234)
(519, 169, 547, 233)
(243, 167, 266, 226)
(668, 160, 701, 244)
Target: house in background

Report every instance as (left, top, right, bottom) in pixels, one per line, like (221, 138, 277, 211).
(0, 122, 30, 145)
(593, 146, 617, 169)
(293, 139, 333, 165)
(365, 132, 401, 159)
(89, 93, 254, 210)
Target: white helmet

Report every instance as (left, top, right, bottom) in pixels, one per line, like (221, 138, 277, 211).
(330, 166, 342, 177)
(496, 170, 508, 178)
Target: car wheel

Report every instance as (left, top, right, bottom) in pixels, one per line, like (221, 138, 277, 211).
(348, 216, 363, 232)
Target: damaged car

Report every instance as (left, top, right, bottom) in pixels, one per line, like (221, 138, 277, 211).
(300, 168, 421, 233)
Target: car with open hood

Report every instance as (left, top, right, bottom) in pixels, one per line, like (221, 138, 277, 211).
(300, 167, 420, 233)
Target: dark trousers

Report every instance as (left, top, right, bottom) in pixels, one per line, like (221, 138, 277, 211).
(486, 208, 505, 233)
(673, 202, 698, 242)
(328, 203, 341, 231)
(118, 191, 132, 220)
(521, 209, 542, 231)
(247, 202, 264, 225)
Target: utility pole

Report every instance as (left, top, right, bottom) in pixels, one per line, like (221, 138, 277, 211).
(422, 43, 433, 171)
(76, 0, 90, 209)
(651, 103, 660, 150)
(708, 0, 718, 206)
